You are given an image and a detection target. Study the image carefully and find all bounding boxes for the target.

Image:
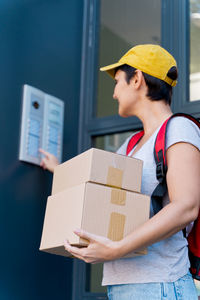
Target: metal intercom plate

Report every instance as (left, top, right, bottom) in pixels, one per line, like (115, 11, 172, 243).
(19, 85, 64, 166)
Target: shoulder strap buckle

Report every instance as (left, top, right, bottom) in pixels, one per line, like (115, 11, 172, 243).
(156, 161, 165, 183)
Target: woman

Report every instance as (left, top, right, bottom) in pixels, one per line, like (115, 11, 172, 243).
(40, 45, 200, 300)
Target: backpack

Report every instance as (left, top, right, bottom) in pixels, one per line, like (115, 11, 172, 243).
(126, 113, 200, 280)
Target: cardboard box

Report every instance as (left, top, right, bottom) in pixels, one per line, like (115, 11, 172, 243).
(52, 148, 143, 195)
(40, 182, 150, 258)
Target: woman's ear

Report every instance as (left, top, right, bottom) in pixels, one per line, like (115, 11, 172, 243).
(130, 70, 144, 90)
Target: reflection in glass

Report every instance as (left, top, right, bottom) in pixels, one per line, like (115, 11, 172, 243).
(85, 264, 107, 293)
(190, 0, 200, 101)
(96, 0, 161, 117)
(95, 131, 134, 153)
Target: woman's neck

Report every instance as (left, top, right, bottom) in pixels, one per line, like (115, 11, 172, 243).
(136, 100, 173, 136)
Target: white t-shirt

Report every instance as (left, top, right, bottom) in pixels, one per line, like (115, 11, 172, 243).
(102, 116, 200, 286)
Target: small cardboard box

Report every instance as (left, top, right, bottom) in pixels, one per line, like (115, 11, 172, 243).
(40, 182, 150, 258)
(52, 148, 143, 195)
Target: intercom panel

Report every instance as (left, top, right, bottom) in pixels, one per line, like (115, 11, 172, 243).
(42, 94, 64, 162)
(19, 85, 64, 166)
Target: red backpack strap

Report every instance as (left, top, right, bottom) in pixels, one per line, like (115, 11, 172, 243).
(152, 113, 200, 214)
(154, 117, 170, 181)
(126, 130, 144, 156)
(154, 112, 200, 181)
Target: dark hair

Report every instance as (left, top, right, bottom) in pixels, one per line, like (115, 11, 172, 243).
(115, 64, 178, 105)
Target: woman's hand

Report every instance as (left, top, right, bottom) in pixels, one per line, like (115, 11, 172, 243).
(64, 229, 121, 264)
(39, 149, 59, 173)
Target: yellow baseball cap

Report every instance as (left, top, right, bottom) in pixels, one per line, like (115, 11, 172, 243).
(100, 44, 177, 87)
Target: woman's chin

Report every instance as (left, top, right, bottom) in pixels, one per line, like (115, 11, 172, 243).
(118, 110, 130, 118)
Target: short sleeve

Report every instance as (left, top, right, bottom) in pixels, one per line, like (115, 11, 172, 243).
(166, 117, 200, 151)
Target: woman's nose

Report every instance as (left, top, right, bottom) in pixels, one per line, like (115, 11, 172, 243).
(113, 89, 117, 99)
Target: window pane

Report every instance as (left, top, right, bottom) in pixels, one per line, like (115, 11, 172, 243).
(95, 131, 133, 152)
(190, 0, 200, 101)
(96, 0, 161, 118)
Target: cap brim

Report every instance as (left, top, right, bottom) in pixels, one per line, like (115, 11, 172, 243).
(100, 62, 124, 79)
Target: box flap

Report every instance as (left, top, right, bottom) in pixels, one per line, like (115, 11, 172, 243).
(40, 183, 86, 250)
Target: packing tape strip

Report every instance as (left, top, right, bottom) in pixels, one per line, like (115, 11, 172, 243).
(111, 189, 126, 206)
(107, 212, 125, 241)
(107, 166, 123, 188)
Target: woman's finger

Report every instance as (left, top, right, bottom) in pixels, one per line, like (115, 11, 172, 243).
(40, 160, 46, 170)
(41, 158, 48, 169)
(73, 229, 98, 243)
(64, 240, 85, 257)
(39, 148, 51, 157)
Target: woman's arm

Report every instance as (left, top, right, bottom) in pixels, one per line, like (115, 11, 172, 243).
(64, 142, 200, 263)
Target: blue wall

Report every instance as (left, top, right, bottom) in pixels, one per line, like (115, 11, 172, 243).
(0, 1, 83, 299)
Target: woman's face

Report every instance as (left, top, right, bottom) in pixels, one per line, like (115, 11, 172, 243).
(113, 69, 137, 117)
